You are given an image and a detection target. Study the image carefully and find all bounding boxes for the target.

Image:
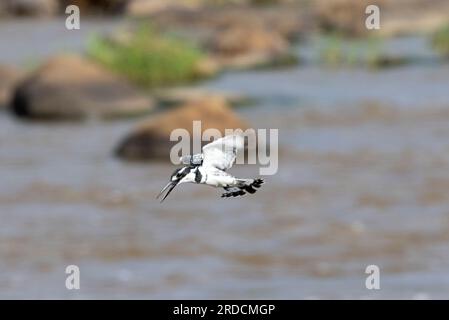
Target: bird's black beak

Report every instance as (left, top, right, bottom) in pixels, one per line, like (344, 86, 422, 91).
(156, 181, 178, 203)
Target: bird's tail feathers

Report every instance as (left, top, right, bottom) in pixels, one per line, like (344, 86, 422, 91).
(221, 178, 265, 198)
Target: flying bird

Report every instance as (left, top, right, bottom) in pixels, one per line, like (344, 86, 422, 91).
(157, 134, 264, 202)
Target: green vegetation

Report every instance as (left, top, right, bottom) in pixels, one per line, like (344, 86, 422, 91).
(318, 34, 408, 69)
(252, 52, 300, 70)
(432, 24, 449, 58)
(87, 26, 207, 88)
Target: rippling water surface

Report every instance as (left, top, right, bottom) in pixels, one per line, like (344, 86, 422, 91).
(2, 19, 449, 299)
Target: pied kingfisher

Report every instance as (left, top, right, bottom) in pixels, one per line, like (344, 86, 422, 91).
(157, 134, 265, 202)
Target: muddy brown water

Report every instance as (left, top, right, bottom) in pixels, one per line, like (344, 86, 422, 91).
(2, 19, 449, 298)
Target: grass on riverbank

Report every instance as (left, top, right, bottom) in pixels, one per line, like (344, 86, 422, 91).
(87, 26, 207, 88)
(318, 34, 408, 69)
(432, 24, 449, 58)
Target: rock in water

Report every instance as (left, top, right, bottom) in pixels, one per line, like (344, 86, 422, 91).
(11, 54, 153, 120)
(0, 65, 23, 109)
(316, 0, 385, 37)
(207, 25, 295, 70)
(126, 0, 198, 17)
(115, 97, 249, 161)
(60, 0, 129, 15)
(1, 0, 59, 17)
(209, 26, 287, 57)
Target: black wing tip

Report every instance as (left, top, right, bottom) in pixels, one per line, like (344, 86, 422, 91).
(221, 178, 265, 198)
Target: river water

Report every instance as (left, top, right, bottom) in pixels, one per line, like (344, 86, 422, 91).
(1, 18, 449, 299)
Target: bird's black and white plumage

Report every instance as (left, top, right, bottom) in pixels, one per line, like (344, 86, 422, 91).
(157, 134, 265, 202)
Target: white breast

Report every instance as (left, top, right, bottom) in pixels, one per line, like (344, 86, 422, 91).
(201, 167, 236, 187)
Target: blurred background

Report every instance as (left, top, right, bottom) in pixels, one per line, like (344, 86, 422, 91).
(2, 0, 449, 299)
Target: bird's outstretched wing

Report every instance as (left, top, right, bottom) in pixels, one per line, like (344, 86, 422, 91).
(202, 134, 244, 171)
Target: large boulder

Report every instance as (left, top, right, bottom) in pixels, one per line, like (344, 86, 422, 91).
(0, 2, 6, 16)
(60, 0, 129, 15)
(1, 0, 59, 17)
(209, 26, 287, 57)
(115, 97, 249, 161)
(148, 6, 304, 69)
(207, 25, 296, 69)
(0, 65, 23, 109)
(148, 5, 304, 41)
(0, 0, 129, 16)
(153, 87, 250, 107)
(209, 7, 304, 43)
(126, 0, 198, 17)
(11, 55, 154, 120)
(315, 0, 385, 37)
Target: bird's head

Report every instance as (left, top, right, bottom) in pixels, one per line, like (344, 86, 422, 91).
(157, 166, 196, 202)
